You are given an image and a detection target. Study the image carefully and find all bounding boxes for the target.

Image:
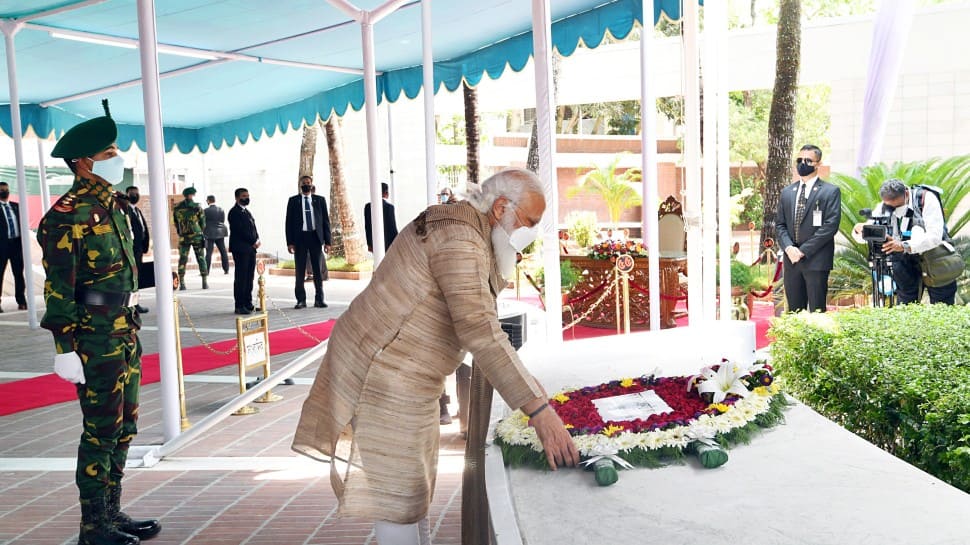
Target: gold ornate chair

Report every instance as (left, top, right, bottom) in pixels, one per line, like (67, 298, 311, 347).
(658, 196, 688, 320)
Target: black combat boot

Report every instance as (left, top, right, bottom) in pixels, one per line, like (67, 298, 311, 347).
(201, 275, 209, 290)
(107, 485, 161, 541)
(178, 274, 186, 291)
(78, 495, 139, 545)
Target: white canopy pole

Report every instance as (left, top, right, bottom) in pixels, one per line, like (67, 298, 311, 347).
(701, 2, 718, 321)
(1, 21, 39, 329)
(361, 20, 386, 265)
(422, 0, 437, 205)
(136, 0, 180, 442)
(715, 2, 732, 321)
(531, 0, 562, 345)
(682, 0, 703, 325)
(37, 140, 52, 215)
(639, 2, 660, 331)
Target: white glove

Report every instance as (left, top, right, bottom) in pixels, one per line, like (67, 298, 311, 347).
(54, 352, 86, 384)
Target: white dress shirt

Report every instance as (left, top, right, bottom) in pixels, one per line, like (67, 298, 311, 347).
(876, 189, 946, 255)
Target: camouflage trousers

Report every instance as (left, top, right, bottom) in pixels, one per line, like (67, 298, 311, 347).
(178, 236, 208, 277)
(74, 306, 142, 500)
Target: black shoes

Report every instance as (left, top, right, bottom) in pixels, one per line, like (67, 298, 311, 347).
(18, 304, 27, 310)
(234, 307, 251, 315)
(107, 485, 161, 541)
(201, 276, 209, 290)
(314, 301, 328, 308)
(294, 302, 307, 309)
(135, 305, 149, 314)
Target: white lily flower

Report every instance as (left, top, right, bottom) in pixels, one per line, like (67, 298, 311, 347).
(695, 363, 752, 403)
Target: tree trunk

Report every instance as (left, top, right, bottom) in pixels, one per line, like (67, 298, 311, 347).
(526, 52, 560, 173)
(463, 82, 481, 185)
(760, 0, 800, 251)
(323, 116, 366, 265)
(299, 124, 317, 192)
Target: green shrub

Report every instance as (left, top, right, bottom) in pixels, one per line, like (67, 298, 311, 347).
(769, 305, 970, 492)
(278, 259, 295, 270)
(536, 259, 583, 294)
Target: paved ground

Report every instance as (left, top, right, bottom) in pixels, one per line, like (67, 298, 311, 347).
(0, 271, 471, 545)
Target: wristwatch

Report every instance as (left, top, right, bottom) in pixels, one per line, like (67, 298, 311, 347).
(902, 241, 911, 254)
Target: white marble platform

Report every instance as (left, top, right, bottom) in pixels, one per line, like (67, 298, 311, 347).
(486, 321, 970, 545)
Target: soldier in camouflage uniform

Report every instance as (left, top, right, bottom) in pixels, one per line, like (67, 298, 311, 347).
(41, 100, 161, 545)
(172, 186, 208, 290)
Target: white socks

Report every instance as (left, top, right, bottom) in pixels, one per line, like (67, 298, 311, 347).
(374, 517, 431, 545)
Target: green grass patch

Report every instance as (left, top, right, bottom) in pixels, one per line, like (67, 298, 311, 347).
(326, 256, 373, 272)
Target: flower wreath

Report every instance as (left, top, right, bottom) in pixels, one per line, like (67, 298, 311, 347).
(494, 360, 790, 486)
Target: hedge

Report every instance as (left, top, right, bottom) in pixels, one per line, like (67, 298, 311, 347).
(769, 304, 970, 493)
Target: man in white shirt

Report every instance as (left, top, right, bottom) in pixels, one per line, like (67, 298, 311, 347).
(855, 179, 958, 305)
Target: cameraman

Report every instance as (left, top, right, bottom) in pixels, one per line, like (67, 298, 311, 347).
(853, 179, 956, 305)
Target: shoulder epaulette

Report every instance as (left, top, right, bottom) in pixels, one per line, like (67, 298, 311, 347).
(52, 193, 78, 213)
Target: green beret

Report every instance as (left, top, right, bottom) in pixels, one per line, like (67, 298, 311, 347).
(51, 99, 117, 159)
(182, 187, 197, 197)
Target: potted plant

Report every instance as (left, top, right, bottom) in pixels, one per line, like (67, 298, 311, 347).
(536, 260, 583, 305)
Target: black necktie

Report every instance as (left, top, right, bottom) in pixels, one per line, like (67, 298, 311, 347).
(793, 184, 807, 244)
(304, 197, 313, 231)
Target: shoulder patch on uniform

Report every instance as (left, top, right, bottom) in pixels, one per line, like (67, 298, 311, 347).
(53, 193, 77, 213)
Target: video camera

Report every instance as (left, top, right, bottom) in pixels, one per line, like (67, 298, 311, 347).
(859, 208, 892, 244)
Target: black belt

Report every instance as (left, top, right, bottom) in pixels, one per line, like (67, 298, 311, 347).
(77, 289, 139, 308)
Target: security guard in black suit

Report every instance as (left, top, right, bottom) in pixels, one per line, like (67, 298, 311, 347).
(0, 181, 27, 311)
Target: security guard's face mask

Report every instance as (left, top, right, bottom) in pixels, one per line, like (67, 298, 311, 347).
(90, 155, 125, 184)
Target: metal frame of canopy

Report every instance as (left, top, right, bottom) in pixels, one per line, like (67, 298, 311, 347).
(1, 0, 734, 450)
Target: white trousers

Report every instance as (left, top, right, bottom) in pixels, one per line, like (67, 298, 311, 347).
(374, 517, 431, 545)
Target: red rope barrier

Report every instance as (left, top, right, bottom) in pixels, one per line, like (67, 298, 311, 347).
(627, 279, 687, 301)
(747, 259, 784, 298)
(564, 280, 610, 305)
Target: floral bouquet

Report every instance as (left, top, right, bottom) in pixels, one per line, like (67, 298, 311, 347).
(494, 360, 789, 486)
(587, 239, 648, 261)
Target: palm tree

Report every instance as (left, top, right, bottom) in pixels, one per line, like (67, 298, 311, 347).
(568, 155, 643, 228)
(828, 155, 970, 299)
(298, 123, 317, 189)
(323, 116, 366, 265)
(463, 81, 480, 185)
(760, 0, 801, 251)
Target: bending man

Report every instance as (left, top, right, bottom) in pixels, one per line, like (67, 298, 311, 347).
(293, 168, 578, 544)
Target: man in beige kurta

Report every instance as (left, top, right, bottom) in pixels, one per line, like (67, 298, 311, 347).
(293, 169, 577, 541)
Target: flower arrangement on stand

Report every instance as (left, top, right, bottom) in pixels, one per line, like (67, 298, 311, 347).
(587, 240, 648, 261)
(494, 360, 789, 486)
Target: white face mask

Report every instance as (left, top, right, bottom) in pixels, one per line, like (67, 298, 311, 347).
(90, 155, 125, 184)
(508, 225, 539, 252)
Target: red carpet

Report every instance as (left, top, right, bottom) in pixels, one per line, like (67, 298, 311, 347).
(0, 320, 334, 416)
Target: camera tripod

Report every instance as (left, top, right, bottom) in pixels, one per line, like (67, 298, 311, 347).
(867, 243, 896, 308)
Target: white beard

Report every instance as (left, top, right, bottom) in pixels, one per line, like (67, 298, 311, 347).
(491, 217, 518, 280)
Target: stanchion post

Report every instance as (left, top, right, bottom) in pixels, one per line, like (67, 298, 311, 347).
(173, 297, 191, 430)
(622, 271, 631, 334)
(615, 255, 635, 334)
(257, 259, 267, 313)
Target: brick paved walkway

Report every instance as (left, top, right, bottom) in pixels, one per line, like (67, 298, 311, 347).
(0, 274, 467, 545)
